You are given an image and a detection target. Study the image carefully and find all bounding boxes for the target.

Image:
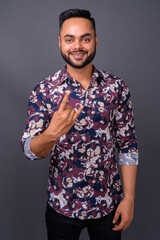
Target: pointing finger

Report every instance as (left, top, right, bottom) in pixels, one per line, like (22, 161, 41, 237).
(59, 91, 71, 112)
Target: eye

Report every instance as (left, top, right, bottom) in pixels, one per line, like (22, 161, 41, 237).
(83, 38, 90, 43)
(65, 38, 73, 43)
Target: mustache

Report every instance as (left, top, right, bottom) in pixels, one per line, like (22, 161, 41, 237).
(68, 50, 88, 55)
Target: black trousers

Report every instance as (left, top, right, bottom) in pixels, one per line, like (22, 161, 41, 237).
(45, 203, 121, 240)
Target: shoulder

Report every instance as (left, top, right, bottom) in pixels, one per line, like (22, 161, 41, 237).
(99, 70, 128, 89)
(31, 69, 63, 94)
(39, 69, 62, 87)
(98, 69, 123, 85)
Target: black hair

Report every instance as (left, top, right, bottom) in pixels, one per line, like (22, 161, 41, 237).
(59, 9, 96, 34)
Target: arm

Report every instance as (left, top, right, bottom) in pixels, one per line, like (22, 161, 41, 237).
(112, 80, 138, 231)
(30, 91, 83, 158)
(112, 165, 137, 231)
(21, 89, 83, 159)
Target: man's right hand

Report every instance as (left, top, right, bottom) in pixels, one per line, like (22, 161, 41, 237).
(30, 91, 83, 158)
(45, 90, 84, 141)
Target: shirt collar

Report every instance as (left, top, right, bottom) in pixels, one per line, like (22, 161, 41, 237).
(59, 65, 103, 85)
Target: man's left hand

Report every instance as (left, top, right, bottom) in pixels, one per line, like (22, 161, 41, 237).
(112, 198, 134, 231)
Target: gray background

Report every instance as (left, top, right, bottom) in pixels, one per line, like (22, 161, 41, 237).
(0, 0, 160, 239)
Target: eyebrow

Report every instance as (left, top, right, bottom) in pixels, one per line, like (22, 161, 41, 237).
(81, 33, 92, 38)
(64, 33, 92, 38)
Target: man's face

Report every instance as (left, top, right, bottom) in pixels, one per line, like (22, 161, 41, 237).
(59, 17, 98, 69)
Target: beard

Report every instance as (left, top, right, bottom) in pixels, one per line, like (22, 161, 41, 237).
(60, 44, 96, 69)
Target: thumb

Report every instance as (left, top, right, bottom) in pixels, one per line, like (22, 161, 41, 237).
(113, 208, 120, 224)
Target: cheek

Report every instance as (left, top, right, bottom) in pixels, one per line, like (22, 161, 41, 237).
(60, 43, 72, 52)
(86, 43, 96, 52)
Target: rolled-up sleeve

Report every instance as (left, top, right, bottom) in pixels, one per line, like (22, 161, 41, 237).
(115, 80, 138, 165)
(23, 137, 39, 160)
(21, 84, 50, 160)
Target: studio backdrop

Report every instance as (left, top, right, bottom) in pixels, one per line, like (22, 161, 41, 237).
(0, 0, 160, 239)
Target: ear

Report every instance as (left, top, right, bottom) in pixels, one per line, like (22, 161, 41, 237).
(58, 36, 60, 48)
(95, 34, 98, 49)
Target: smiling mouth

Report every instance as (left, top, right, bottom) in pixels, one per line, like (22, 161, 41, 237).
(69, 51, 87, 57)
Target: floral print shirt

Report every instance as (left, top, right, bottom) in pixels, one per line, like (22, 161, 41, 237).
(21, 66, 138, 220)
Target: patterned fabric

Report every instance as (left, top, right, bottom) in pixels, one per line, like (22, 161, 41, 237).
(21, 66, 138, 220)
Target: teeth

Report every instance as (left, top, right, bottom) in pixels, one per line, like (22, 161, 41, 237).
(72, 53, 83, 55)
(70, 52, 85, 55)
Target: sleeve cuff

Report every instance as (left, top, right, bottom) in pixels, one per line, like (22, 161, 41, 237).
(118, 152, 139, 165)
(24, 137, 39, 160)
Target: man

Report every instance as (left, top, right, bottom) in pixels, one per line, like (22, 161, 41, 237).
(21, 9, 138, 240)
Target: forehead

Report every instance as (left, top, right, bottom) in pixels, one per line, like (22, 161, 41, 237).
(60, 17, 94, 37)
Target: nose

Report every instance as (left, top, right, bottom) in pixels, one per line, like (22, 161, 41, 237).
(73, 39, 82, 50)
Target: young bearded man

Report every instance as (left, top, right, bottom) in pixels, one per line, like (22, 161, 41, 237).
(21, 9, 138, 240)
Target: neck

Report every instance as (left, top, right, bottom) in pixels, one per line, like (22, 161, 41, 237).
(66, 63, 93, 84)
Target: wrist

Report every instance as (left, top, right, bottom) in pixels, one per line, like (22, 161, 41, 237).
(123, 194, 135, 201)
(43, 127, 59, 143)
